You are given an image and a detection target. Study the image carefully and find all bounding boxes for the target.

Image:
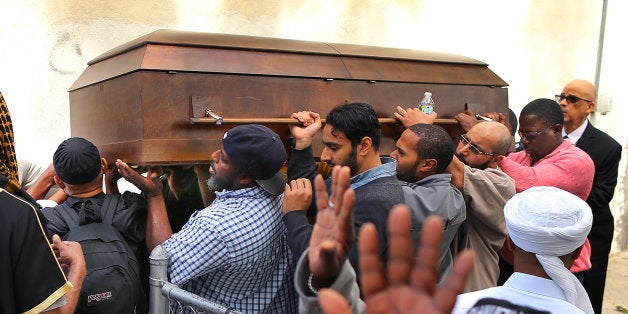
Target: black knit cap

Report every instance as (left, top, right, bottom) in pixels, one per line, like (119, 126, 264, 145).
(221, 124, 286, 195)
(53, 137, 102, 185)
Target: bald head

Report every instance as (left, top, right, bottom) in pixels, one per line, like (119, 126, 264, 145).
(560, 79, 597, 133)
(564, 79, 596, 102)
(470, 121, 512, 155)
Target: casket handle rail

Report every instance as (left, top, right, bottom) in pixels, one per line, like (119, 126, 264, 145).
(191, 109, 458, 125)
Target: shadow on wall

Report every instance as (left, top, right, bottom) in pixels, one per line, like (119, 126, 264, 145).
(614, 142, 628, 251)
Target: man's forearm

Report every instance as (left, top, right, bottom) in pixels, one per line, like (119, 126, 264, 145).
(146, 194, 173, 251)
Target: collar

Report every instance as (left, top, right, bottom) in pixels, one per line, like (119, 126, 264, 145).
(407, 173, 452, 187)
(215, 185, 273, 199)
(562, 119, 588, 144)
(350, 157, 397, 190)
(527, 139, 573, 165)
(504, 272, 568, 301)
(65, 193, 105, 207)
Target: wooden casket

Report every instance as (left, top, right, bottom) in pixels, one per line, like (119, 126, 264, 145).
(69, 29, 508, 165)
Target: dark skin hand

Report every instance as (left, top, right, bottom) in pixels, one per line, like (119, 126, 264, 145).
(394, 106, 437, 127)
(454, 109, 479, 132)
(483, 112, 512, 134)
(318, 206, 475, 314)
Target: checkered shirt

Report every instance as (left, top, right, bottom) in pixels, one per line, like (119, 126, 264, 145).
(162, 186, 297, 313)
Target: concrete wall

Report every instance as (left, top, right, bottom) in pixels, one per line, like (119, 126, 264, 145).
(1, 0, 626, 250)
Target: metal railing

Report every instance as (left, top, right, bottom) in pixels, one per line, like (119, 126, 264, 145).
(149, 245, 242, 314)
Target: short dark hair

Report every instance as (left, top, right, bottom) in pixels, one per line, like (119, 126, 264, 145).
(520, 98, 564, 126)
(408, 124, 453, 173)
(508, 108, 518, 136)
(326, 103, 381, 150)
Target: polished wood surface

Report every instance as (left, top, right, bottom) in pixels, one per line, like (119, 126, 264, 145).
(69, 30, 509, 165)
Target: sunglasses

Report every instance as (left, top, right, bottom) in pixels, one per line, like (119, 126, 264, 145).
(518, 126, 551, 141)
(555, 94, 592, 104)
(460, 134, 499, 156)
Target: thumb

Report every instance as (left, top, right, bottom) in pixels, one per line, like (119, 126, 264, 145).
(52, 234, 62, 244)
(318, 289, 351, 314)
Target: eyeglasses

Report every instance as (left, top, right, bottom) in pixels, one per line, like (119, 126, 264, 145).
(518, 127, 551, 141)
(460, 134, 499, 156)
(555, 94, 592, 104)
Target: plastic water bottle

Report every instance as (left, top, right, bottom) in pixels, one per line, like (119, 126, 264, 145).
(418, 92, 435, 114)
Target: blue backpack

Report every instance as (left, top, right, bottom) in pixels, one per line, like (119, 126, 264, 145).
(58, 195, 143, 313)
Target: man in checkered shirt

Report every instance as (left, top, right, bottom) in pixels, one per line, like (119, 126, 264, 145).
(117, 124, 297, 313)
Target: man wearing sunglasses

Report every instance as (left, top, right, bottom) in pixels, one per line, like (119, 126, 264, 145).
(395, 107, 515, 293)
(496, 98, 595, 287)
(557, 79, 622, 314)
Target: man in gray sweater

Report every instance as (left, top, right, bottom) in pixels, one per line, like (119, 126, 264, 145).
(283, 103, 404, 276)
(396, 107, 515, 292)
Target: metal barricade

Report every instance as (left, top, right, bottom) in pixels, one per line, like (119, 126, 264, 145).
(149, 245, 242, 314)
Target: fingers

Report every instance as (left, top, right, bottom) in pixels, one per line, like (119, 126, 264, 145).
(314, 173, 330, 212)
(283, 178, 313, 214)
(330, 166, 351, 215)
(318, 289, 352, 314)
(358, 223, 386, 297)
(403, 107, 436, 126)
(434, 250, 475, 313)
(410, 215, 443, 295)
(386, 205, 414, 286)
(317, 239, 342, 275)
(52, 234, 62, 245)
(338, 186, 355, 245)
(394, 105, 409, 121)
(290, 111, 320, 126)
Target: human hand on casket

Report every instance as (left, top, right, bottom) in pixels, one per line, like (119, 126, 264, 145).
(308, 166, 355, 289)
(454, 109, 479, 132)
(483, 112, 512, 134)
(394, 106, 437, 127)
(115, 159, 163, 198)
(104, 165, 123, 194)
(290, 110, 322, 150)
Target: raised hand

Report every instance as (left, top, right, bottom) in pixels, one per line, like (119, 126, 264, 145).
(52, 234, 85, 273)
(308, 166, 355, 288)
(115, 159, 163, 198)
(318, 206, 475, 314)
(290, 110, 323, 149)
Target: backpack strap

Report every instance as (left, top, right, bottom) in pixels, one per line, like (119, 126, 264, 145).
(57, 202, 80, 229)
(100, 194, 120, 225)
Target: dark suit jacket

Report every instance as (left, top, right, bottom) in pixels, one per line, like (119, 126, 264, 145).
(575, 120, 622, 255)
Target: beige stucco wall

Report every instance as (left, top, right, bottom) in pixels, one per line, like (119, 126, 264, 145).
(1, 0, 626, 250)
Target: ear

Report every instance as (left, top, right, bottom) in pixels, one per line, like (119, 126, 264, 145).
(101, 158, 108, 173)
(488, 155, 504, 168)
(571, 245, 584, 260)
(53, 176, 65, 189)
(551, 123, 563, 134)
(418, 158, 437, 173)
(237, 173, 254, 186)
(505, 236, 515, 251)
(586, 101, 595, 114)
(358, 136, 373, 156)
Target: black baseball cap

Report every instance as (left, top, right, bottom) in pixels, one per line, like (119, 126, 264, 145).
(221, 124, 286, 195)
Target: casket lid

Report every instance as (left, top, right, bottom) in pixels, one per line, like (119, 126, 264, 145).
(69, 29, 507, 91)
